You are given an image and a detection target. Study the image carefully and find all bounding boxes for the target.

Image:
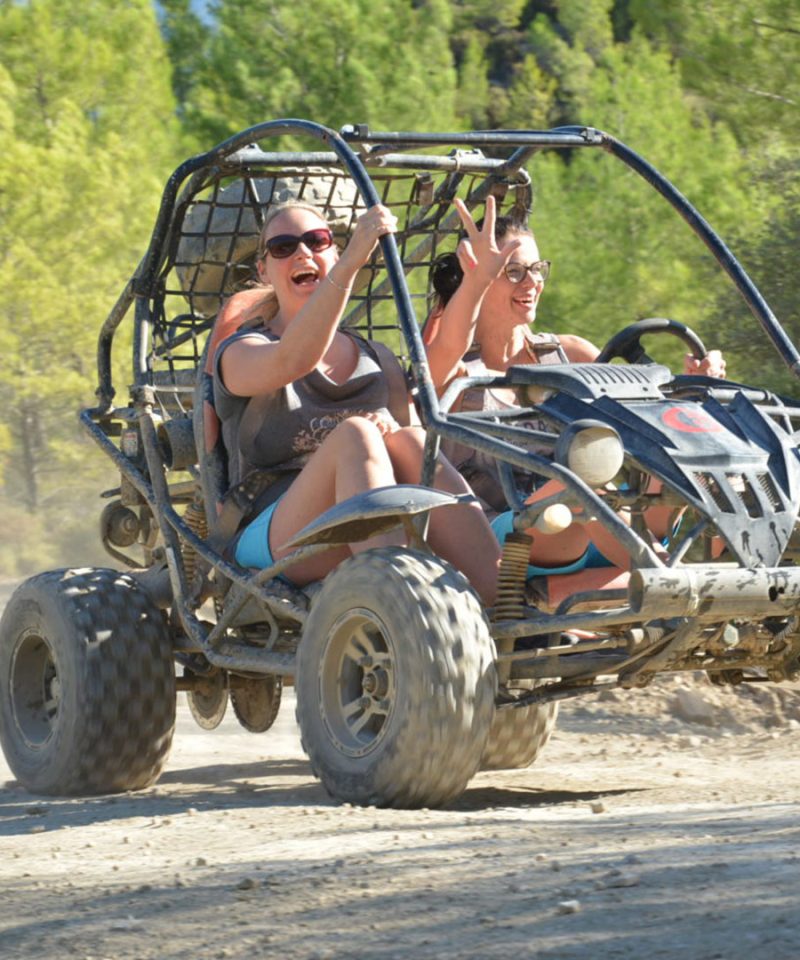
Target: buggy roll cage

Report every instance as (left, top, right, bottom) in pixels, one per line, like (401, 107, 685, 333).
(91, 119, 800, 418)
(79, 120, 800, 662)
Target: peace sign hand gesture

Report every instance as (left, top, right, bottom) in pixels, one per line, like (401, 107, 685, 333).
(453, 195, 522, 289)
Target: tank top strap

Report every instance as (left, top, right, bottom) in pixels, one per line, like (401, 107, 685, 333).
(345, 329, 378, 362)
(523, 330, 569, 365)
(463, 343, 483, 365)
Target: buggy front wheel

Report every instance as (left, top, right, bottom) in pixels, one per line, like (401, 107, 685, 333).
(295, 547, 496, 808)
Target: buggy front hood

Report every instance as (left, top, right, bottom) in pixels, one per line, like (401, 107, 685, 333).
(540, 387, 800, 567)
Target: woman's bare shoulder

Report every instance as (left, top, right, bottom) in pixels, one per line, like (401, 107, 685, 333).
(557, 333, 600, 362)
(205, 289, 273, 374)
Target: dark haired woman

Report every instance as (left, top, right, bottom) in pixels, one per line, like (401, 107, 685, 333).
(423, 197, 725, 602)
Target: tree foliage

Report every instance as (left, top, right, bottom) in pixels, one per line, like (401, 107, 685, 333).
(630, 0, 800, 148)
(167, 0, 459, 146)
(1, 0, 799, 574)
(0, 0, 179, 574)
(710, 161, 800, 391)
(626, 0, 800, 379)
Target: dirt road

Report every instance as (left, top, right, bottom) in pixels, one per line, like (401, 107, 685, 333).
(2, 667, 799, 960)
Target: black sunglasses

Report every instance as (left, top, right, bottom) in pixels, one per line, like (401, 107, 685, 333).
(263, 227, 334, 259)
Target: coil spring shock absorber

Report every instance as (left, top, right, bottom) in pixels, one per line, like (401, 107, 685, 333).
(494, 531, 532, 622)
(493, 531, 532, 683)
(181, 498, 208, 587)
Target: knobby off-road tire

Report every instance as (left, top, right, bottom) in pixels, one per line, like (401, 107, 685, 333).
(479, 681, 558, 771)
(296, 547, 496, 808)
(0, 568, 176, 796)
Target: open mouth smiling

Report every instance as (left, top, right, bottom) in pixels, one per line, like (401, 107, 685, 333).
(513, 293, 538, 308)
(291, 268, 319, 286)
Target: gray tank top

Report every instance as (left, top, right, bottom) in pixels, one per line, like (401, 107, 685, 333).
(214, 327, 391, 503)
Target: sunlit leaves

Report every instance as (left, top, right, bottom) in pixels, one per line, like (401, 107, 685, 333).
(0, 0, 179, 570)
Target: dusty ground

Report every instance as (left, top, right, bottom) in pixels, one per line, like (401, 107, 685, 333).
(1, 573, 799, 959)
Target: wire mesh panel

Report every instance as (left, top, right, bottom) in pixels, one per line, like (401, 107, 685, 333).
(144, 153, 532, 385)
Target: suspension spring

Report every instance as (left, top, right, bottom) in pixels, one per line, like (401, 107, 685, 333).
(494, 531, 532, 622)
(181, 499, 208, 587)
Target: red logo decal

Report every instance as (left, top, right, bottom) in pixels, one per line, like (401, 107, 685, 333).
(662, 406, 722, 433)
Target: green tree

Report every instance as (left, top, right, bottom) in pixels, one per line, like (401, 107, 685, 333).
(0, 0, 180, 574)
(627, 0, 800, 385)
(456, 35, 492, 129)
(0, 0, 177, 152)
(174, 0, 459, 146)
(450, 0, 528, 93)
(498, 54, 557, 129)
(157, 0, 209, 128)
(526, 0, 614, 126)
(451, 0, 527, 34)
(710, 161, 800, 392)
(524, 33, 756, 368)
(630, 0, 800, 148)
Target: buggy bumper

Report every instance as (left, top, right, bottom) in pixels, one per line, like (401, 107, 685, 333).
(630, 566, 800, 620)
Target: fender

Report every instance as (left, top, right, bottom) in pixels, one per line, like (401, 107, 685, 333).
(283, 484, 474, 548)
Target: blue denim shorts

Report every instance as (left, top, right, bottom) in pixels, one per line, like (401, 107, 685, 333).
(490, 510, 613, 578)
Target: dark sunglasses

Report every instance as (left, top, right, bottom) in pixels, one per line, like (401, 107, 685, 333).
(262, 227, 334, 259)
(504, 259, 551, 283)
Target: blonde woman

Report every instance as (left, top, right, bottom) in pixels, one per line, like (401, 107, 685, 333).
(211, 201, 501, 603)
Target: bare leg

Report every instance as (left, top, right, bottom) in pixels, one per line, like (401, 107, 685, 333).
(269, 417, 404, 584)
(523, 479, 632, 570)
(264, 419, 500, 604)
(383, 427, 501, 605)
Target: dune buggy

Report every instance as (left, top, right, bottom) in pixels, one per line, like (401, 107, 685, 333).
(2, 120, 800, 808)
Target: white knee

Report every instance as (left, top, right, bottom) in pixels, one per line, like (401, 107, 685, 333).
(332, 415, 386, 452)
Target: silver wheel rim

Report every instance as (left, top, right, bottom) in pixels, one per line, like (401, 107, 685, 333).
(10, 629, 60, 748)
(318, 608, 396, 758)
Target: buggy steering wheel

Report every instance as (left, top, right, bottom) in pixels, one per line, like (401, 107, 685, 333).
(595, 317, 708, 365)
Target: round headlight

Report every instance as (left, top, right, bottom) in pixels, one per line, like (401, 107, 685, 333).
(555, 420, 624, 487)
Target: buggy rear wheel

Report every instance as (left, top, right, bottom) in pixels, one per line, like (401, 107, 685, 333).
(296, 547, 496, 808)
(0, 568, 176, 796)
(480, 681, 558, 771)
